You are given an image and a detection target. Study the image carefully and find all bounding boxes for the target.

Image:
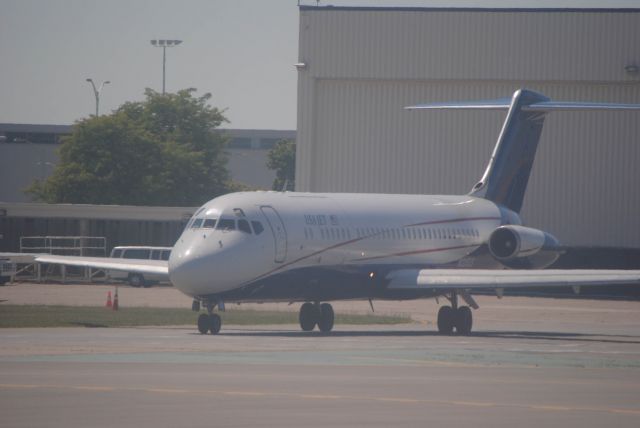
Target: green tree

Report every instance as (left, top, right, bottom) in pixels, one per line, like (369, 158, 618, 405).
(27, 88, 231, 206)
(267, 140, 296, 191)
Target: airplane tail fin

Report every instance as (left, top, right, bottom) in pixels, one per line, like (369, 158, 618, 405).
(406, 89, 640, 213)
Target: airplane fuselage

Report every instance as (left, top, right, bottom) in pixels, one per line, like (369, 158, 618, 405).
(169, 191, 514, 301)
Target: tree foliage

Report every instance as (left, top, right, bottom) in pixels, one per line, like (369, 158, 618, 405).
(27, 88, 231, 206)
(267, 140, 296, 191)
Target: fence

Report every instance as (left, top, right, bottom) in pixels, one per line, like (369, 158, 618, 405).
(16, 236, 106, 282)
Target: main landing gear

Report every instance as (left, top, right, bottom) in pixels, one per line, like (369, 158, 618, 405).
(436, 291, 473, 335)
(299, 302, 335, 333)
(196, 300, 222, 335)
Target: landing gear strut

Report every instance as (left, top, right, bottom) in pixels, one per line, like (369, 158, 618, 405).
(436, 291, 473, 335)
(299, 302, 335, 333)
(196, 300, 222, 335)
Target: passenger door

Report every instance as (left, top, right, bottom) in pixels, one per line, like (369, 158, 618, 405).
(260, 206, 287, 263)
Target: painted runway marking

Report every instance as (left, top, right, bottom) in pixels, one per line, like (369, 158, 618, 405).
(2, 383, 639, 416)
(72, 386, 115, 392)
(347, 355, 490, 368)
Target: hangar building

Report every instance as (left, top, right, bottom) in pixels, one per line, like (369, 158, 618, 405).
(295, 7, 640, 248)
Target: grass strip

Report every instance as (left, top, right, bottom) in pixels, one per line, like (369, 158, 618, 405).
(0, 305, 412, 328)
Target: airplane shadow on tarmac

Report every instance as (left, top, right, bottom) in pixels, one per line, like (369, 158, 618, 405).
(198, 329, 640, 345)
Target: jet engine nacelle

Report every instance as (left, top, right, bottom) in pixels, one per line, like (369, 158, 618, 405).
(488, 225, 561, 269)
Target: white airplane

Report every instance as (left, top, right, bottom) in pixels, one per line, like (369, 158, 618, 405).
(35, 89, 640, 335)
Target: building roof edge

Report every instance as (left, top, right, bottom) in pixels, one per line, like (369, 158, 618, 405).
(299, 6, 640, 13)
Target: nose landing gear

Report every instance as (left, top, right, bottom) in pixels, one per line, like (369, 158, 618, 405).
(197, 313, 222, 334)
(299, 302, 335, 333)
(196, 300, 223, 335)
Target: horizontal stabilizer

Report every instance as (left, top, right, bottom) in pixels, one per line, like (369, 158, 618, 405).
(524, 101, 640, 111)
(406, 98, 512, 110)
(386, 269, 640, 290)
(406, 99, 640, 111)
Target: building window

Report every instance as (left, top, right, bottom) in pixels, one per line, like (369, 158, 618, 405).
(260, 138, 281, 150)
(228, 137, 252, 149)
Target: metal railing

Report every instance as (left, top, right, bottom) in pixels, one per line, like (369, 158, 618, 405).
(16, 236, 107, 283)
(20, 236, 106, 256)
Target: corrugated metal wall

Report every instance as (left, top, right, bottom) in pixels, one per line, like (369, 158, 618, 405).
(299, 8, 640, 82)
(296, 8, 640, 247)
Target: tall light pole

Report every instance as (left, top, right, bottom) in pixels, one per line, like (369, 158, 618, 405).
(85, 78, 110, 116)
(150, 39, 182, 94)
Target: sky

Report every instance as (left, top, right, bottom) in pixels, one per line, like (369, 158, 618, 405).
(1, 0, 639, 130)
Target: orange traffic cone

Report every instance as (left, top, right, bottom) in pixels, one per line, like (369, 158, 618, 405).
(106, 291, 112, 308)
(112, 288, 119, 311)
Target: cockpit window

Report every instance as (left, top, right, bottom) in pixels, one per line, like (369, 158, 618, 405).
(216, 218, 236, 231)
(238, 219, 252, 234)
(251, 221, 264, 235)
(187, 208, 206, 228)
(191, 218, 204, 229)
(202, 219, 217, 229)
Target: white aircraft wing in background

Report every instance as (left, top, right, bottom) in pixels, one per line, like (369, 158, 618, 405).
(34, 254, 169, 276)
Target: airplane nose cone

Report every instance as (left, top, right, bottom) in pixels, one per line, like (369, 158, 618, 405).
(168, 250, 208, 296)
(168, 239, 240, 296)
(167, 255, 190, 290)
(169, 233, 267, 297)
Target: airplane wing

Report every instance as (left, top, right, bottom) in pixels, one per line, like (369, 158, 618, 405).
(34, 254, 169, 276)
(386, 269, 640, 289)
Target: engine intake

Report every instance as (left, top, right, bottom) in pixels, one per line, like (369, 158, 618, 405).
(489, 225, 561, 268)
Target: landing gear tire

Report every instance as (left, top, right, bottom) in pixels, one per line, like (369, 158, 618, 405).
(209, 313, 222, 335)
(197, 313, 222, 335)
(318, 303, 334, 333)
(455, 306, 473, 335)
(197, 313, 210, 334)
(437, 306, 455, 335)
(128, 274, 145, 288)
(299, 302, 317, 332)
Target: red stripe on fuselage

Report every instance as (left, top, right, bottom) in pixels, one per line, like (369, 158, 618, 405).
(239, 216, 500, 286)
(408, 216, 501, 227)
(349, 243, 479, 262)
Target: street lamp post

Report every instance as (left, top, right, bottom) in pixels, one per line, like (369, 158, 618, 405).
(150, 39, 183, 94)
(85, 78, 110, 116)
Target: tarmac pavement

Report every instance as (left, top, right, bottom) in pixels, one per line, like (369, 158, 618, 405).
(1, 282, 640, 427)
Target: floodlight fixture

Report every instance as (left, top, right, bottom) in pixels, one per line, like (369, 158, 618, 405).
(150, 39, 184, 94)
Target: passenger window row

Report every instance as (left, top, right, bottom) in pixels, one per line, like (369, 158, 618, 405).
(354, 227, 480, 240)
(303, 226, 480, 241)
(304, 227, 351, 241)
